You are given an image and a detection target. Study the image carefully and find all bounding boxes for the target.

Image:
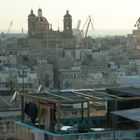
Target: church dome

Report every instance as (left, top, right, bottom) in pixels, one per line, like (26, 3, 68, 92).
(36, 16, 49, 24)
(37, 8, 49, 24)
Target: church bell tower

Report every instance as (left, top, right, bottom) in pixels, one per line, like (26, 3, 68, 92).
(63, 10, 73, 38)
(28, 9, 37, 37)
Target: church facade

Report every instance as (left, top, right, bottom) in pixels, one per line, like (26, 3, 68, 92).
(28, 8, 73, 39)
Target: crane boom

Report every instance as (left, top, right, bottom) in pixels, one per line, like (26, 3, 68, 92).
(7, 21, 13, 34)
(90, 17, 94, 31)
(83, 15, 94, 37)
(85, 18, 91, 37)
(81, 16, 90, 31)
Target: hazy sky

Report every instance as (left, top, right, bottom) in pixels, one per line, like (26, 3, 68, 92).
(0, 0, 140, 32)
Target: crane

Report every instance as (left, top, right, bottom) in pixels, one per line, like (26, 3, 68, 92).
(81, 15, 94, 37)
(0, 21, 13, 47)
(134, 17, 140, 30)
(7, 21, 13, 34)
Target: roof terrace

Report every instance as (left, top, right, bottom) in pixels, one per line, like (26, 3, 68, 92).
(16, 87, 140, 140)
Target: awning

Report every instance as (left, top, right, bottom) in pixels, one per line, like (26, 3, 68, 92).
(112, 108, 140, 122)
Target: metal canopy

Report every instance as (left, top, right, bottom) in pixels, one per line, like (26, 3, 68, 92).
(22, 92, 87, 104)
(22, 87, 140, 105)
(107, 87, 140, 96)
(112, 108, 140, 122)
(45, 92, 74, 101)
(74, 91, 102, 100)
(75, 90, 113, 100)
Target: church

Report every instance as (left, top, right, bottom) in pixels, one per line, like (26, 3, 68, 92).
(27, 8, 76, 66)
(28, 8, 73, 39)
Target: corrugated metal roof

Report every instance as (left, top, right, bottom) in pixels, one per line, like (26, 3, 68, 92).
(107, 87, 140, 96)
(112, 108, 140, 122)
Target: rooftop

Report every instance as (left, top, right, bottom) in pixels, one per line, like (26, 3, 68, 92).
(107, 87, 140, 96)
(22, 87, 140, 104)
(16, 87, 140, 139)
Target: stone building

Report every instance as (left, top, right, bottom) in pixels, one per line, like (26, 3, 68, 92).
(26, 8, 77, 88)
(63, 10, 73, 38)
(28, 8, 49, 38)
(27, 9, 76, 65)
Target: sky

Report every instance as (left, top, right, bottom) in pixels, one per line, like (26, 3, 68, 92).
(0, 0, 140, 33)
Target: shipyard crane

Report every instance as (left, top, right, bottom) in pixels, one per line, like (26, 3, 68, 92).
(134, 17, 140, 30)
(85, 16, 94, 37)
(7, 21, 13, 34)
(81, 15, 94, 37)
(0, 21, 13, 47)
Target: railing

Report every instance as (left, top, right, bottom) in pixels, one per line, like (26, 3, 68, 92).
(49, 130, 140, 140)
(16, 121, 140, 140)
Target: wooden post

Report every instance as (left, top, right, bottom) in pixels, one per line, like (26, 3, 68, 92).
(57, 103, 60, 132)
(87, 101, 90, 118)
(87, 101, 90, 131)
(81, 102, 84, 121)
(38, 100, 41, 128)
(113, 99, 117, 140)
(21, 95, 24, 122)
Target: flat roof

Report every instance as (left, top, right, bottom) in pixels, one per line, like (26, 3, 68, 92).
(112, 108, 140, 122)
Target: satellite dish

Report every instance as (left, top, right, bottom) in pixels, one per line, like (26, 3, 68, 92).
(0, 96, 11, 106)
(10, 91, 17, 104)
(37, 85, 42, 93)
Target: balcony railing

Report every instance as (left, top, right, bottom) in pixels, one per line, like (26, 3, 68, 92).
(16, 120, 140, 140)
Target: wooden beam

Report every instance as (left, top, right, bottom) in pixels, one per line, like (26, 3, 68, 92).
(21, 95, 24, 122)
(74, 91, 102, 100)
(92, 90, 123, 99)
(21, 93, 58, 104)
